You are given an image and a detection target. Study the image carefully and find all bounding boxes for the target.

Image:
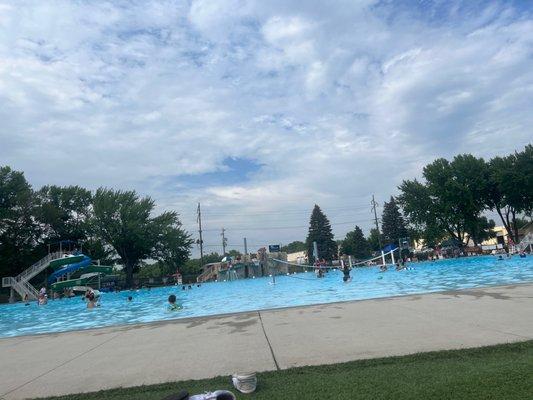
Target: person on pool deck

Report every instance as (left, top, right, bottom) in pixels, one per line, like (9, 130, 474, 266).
(168, 294, 181, 311)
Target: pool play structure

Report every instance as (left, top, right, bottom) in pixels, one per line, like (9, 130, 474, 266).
(1, 255, 532, 338)
(2, 250, 112, 302)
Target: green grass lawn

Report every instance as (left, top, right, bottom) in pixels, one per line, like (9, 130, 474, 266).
(38, 340, 533, 400)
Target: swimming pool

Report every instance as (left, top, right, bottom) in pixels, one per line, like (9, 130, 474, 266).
(1, 255, 532, 338)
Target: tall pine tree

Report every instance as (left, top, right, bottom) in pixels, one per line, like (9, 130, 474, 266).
(341, 226, 371, 259)
(381, 196, 408, 246)
(306, 205, 337, 263)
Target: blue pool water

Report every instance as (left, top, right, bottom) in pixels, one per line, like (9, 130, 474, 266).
(1, 255, 532, 338)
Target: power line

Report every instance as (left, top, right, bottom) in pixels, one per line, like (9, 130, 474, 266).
(199, 204, 372, 217)
(200, 218, 376, 232)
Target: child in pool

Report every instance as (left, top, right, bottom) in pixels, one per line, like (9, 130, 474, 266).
(86, 291, 97, 309)
(168, 294, 182, 311)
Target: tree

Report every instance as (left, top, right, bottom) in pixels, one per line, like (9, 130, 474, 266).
(398, 155, 488, 248)
(381, 196, 408, 246)
(281, 241, 306, 253)
(484, 145, 533, 243)
(91, 188, 191, 287)
(182, 252, 221, 278)
(0, 166, 41, 277)
(367, 228, 382, 252)
(35, 185, 93, 244)
(152, 212, 193, 276)
(227, 249, 242, 259)
(465, 216, 495, 246)
(341, 226, 371, 259)
(306, 205, 337, 263)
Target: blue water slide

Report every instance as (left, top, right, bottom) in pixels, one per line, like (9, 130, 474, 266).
(47, 255, 92, 284)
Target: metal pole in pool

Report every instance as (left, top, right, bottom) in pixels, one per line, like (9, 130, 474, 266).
(391, 248, 395, 265)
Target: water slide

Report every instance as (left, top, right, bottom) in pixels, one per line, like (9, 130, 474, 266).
(50, 266, 113, 291)
(47, 255, 92, 284)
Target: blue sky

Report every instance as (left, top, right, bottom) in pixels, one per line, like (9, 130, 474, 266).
(0, 0, 531, 255)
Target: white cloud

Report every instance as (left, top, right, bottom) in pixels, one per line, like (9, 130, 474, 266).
(0, 0, 531, 254)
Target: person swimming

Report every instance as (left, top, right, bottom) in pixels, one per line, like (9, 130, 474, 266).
(168, 294, 182, 311)
(127, 296, 133, 301)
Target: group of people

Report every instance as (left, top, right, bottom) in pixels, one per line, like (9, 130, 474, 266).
(497, 251, 527, 260)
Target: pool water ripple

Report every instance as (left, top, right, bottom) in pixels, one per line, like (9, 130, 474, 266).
(1, 255, 532, 338)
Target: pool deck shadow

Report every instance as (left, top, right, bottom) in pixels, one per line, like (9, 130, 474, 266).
(1, 283, 532, 400)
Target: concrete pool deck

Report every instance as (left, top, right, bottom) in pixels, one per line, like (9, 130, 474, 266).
(1, 283, 532, 400)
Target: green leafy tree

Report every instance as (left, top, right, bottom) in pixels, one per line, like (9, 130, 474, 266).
(0, 166, 41, 277)
(152, 211, 193, 275)
(306, 205, 337, 262)
(367, 228, 382, 252)
(381, 196, 409, 246)
(341, 226, 371, 259)
(399, 155, 488, 248)
(91, 188, 191, 287)
(81, 236, 116, 265)
(137, 262, 162, 279)
(465, 216, 496, 246)
(35, 185, 93, 244)
(281, 241, 306, 253)
(485, 145, 533, 243)
(182, 252, 222, 277)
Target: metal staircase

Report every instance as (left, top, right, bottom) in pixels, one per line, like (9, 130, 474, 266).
(517, 232, 533, 252)
(197, 264, 218, 282)
(2, 251, 64, 301)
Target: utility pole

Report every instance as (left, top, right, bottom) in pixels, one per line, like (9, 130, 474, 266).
(371, 195, 385, 265)
(197, 203, 204, 268)
(221, 228, 227, 255)
(243, 237, 248, 256)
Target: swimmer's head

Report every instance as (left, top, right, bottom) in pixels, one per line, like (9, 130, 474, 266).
(168, 294, 176, 304)
(127, 296, 132, 301)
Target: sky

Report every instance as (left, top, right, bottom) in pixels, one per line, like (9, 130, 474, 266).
(0, 0, 532, 256)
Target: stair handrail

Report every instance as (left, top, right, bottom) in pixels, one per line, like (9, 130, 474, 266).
(16, 251, 65, 282)
(197, 264, 216, 282)
(20, 280, 39, 298)
(518, 232, 533, 251)
(2, 276, 14, 287)
(12, 279, 39, 299)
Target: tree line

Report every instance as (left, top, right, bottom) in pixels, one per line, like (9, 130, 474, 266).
(303, 145, 532, 262)
(0, 166, 193, 287)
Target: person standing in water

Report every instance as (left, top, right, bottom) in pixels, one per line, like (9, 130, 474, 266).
(86, 291, 97, 309)
(342, 263, 351, 282)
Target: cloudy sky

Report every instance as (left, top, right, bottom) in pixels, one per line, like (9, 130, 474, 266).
(1, 0, 532, 255)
